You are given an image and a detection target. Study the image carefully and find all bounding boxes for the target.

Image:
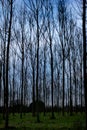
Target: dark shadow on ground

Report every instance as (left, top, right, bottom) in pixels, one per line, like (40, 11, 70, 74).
(0, 127, 86, 130)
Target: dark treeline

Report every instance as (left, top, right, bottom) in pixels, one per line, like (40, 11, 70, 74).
(0, 0, 86, 128)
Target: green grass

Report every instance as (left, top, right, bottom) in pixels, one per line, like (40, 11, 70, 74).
(0, 112, 86, 129)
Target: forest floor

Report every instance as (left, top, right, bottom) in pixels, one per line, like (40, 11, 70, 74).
(0, 112, 86, 129)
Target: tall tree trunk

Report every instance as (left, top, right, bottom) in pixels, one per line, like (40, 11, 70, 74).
(83, 0, 87, 128)
(36, 8, 40, 123)
(62, 49, 65, 116)
(32, 65, 35, 116)
(3, 19, 6, 120)
(67, 74, 69, 113)
(43, 46, 46, 116)
(57, 70, 60, 112)
(12, 58, 15, 116)
(50, 45, 54, 119)
(69, 53, 72, 116)
(0, 80, 1, 105)
(20, 35, 24, 119)
(73, 60, 77, 113)
(81, 60, 83, 113)
(5, 0, 13, 128)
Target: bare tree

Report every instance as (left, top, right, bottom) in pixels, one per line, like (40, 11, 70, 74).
(0, 74, 1, 104)
(20, 8, 25, 119)
(28, 14, 36, 116)
(67, 14, 76, 116)
(43, 42, 47, 116)
(12, 52, 16, 116)
(15, 4, 27, 118)
(24, 0, 44, 122)
(83, 0, 87, 128)
(0, 0, 8, 119)
(46, 0, 55, 118)
(57, 0, 68, 116)
(5, 0, 13, 128)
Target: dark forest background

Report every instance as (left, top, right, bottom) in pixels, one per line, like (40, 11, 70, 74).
(0, 0, 87, 129)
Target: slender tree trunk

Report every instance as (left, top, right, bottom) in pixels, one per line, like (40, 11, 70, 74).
(57, 70, 60, 112)
(69, 53, 72, 116)
(20, 37, 24, 119)
(83, 0, 87, 128)
(13, 58, 15, 116)
(62, 49, 65, 116)
(67, 74, 69, 113)
(0, 69, 1, 107)
(73, 61, 77, 113)
(3, 21, 6, 120)
(5, 0, 13, 128)
(81, 61, 83, 113)
(50, 45, 54, 119)
(36, 9, 40, 122)
(0, 60, 2, 106)
(43, 47, 46, 116)
(32, 65, 35, 116)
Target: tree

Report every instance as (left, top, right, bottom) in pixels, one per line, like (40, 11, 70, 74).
(57, 0, 68, 116)
(53, 43, 61, 112)
(67, 14, 75, 116)
(0, 60, 2, 105)
(5, 0, 13, 128)
(46, 0, 55, 119)
(28, 14, 36, 116)
(36, 2, 40, 121)
(19, 5, 26, 119)
(83, 0, 87, 128)
(14, 4, 27, 118)
(43, 42, 47, 116)
(24, 0, 44, 122)
(78, 36, 83, 113)
(0, 0, 8, 119)
(68, 46, 72, 116)
(12, 52, 16, 116)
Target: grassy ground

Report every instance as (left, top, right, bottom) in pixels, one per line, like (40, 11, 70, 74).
(0, 112, 86, 129)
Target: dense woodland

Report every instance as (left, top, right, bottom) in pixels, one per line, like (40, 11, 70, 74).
(0, 0, 87, 129)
